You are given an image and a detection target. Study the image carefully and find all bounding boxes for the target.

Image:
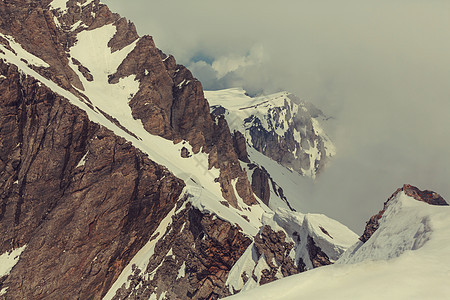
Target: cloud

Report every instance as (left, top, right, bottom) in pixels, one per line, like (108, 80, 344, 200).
(211, 45, 264, 78)
(106, 0, 450, 233)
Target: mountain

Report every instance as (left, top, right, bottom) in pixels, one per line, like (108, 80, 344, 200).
(0, 1, 353, 299)
(226, 185, 450, 299)
(206, 88, 335, 180)
(206, 88, 335, 211)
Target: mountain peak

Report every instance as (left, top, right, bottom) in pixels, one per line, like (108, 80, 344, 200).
(360, 184, 447, 244)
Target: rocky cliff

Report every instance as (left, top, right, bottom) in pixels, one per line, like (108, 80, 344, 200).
(0, 60, 184, 299)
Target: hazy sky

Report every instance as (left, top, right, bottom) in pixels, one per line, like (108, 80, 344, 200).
(105, 0, 450, 233)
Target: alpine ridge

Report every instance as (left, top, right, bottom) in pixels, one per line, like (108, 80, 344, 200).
(227, 185, 450, 300)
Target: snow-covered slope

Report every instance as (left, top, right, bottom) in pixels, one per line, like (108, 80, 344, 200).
(226, 190, 450, 299)
(205, 88, 335, 179)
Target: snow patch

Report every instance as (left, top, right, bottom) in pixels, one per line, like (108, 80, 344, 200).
(159, 291, 167, 300)
(226, 243, 258, 292)
(176, 261, 186, 279)
(49, 0, 68, 12)
(0, 245, 27, 277)
(76, 152, 88, 168)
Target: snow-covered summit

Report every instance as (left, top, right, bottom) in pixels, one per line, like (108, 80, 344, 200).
(206, 88, 335, 179)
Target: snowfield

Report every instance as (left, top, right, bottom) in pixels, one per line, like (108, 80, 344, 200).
(226, 191, 450, 299)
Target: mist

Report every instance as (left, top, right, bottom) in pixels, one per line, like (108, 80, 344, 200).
(105, 0, 450, 233)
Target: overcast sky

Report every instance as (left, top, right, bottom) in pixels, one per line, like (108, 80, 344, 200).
(105, 0, 450, 233)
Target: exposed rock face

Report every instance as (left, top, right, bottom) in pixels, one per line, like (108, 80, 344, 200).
(232, 130, 250, 163)
(0, 62, 184, 299)
(253, 226, 299, 285)
(360, 184, 448, 242)
(103, 6, 255, 209)
(248, 163, 294, 210)
(401, 184, 448, 206)
(306, 236, 331, 268)
(251, 167, 270, 206)
(112, 203, 252, 300)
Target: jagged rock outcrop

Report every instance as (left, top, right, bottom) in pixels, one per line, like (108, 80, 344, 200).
(232, 130, 250, 163)
(247, 163, 294, 211)
(360, 184, 448, 243)
(111, 203, 251, 300)
(106, 16, 256, 208)
(250, 167, 270, 206)
(253, 226, 299, 285)
(0, 61, 184, 299)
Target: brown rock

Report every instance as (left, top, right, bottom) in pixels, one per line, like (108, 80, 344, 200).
(0, 62, 184, 299)
(253, 226, 299, 285)
(232, 130, 250, 163)
(306, 236, 331, 268)
(111, 204, 252, 300)
(251, 167, 271, 206)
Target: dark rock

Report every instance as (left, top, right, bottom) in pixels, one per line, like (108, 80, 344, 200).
(232, 130, 250, 163)
(402, 184, 448, 206)
(251, 167, 270, 206)
(181, 147, 191, 158)
(253, 226, 298, 285)
(306, 236, 332, 268)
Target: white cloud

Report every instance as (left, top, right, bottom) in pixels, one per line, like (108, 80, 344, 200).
(211, 45, 264, 78)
